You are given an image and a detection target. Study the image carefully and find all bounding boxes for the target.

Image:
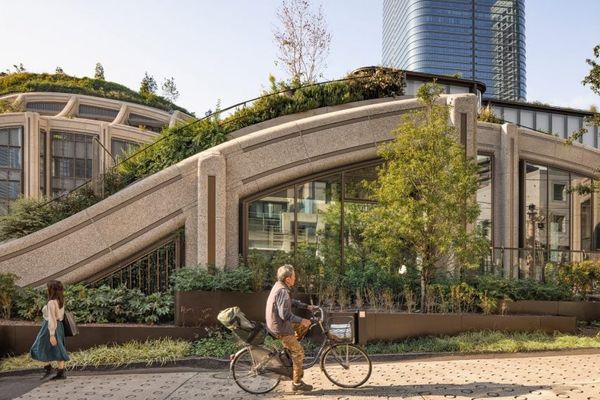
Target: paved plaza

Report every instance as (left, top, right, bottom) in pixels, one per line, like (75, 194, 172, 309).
(1, 352, 599, 400)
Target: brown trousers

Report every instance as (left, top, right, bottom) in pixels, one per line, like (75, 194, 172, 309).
(278, 323, 309, 384)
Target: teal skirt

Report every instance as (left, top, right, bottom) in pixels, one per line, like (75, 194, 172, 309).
(30, 320, 70, 362)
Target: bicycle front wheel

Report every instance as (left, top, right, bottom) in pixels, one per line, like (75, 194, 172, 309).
(231, 347, 281, 394)
(320, 343, 372, 388)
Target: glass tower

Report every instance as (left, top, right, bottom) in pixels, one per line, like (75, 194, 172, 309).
(382, 0, 526, 101)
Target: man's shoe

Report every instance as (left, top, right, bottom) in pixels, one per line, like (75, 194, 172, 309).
(292, 381, 313, 392)
(40, 365, 52, 380)
(50, 369, 66, 380)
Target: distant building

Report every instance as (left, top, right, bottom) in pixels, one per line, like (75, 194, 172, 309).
(383, 0, 526, 101)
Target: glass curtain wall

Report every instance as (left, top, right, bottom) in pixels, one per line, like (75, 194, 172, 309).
(245, 162, 380, 282)
(523, 161, 593, 278)
(476, 155, 493, 243)
(51, 131, 96, 196)
(0, 127, 23, 215)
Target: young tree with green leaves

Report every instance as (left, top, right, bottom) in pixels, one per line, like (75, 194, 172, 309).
(583, 44, 600, 127)
(94, 62, 105, 80)
(161, 77, 179, 103)
(362, 82, 487, 312)
(139, 72, 157, 96)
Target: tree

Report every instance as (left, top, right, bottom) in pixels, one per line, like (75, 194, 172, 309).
(139, 72, 157, 96)
(273, 0, 332, 84)
(55, 66, 64, 74)
(582, 44, 600, 127)
(94, 62, 105, 80)
(161, 77, 179, 103)
(12, 63, 26, 73)
(361, 82, 487, 312)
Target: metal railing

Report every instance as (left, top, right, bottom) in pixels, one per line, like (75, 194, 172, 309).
(481, 246, 600, 281)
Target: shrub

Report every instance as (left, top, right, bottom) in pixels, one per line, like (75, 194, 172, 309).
(0, 273, 19, 318)
(171, 266, 252, 292)
(10, 284, 173, 324)
(559, 260, 600, 299)
(477, 104, 504, 124)
(0, 72, 188, 113)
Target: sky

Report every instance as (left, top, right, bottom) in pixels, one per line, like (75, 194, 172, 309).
(1, 0, 599, 115)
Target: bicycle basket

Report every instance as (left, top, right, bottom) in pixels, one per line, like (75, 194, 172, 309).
(327, 316, 354, 343)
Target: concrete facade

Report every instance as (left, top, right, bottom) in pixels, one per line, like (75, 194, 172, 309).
(1, 92, 600, 286)
(0, 92, 189, 208)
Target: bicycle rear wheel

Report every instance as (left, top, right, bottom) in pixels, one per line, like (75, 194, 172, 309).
(231, 347, 281, 394)
(320, 343, 372, 388)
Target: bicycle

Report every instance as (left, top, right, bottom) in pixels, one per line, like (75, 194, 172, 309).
(229, 306, 372, 394)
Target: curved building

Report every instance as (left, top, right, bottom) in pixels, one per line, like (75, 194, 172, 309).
(383, 0, 526, 101)
(0, 92, 190, 214)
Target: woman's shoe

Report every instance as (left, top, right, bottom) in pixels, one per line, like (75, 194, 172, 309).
(40, 364, 52, 380)
(50, 368, 66, 380)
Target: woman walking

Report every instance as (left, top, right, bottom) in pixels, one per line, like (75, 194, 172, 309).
(30, 280, 70, 380)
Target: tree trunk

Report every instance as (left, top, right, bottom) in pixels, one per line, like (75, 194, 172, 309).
(420, 271, 427, 313)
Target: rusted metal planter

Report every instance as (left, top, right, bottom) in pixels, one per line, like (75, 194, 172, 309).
(175, 291, 315, 327)
(0, 322, 205, 357)
(355, 312, 576, 344)
(499, 300, 600, 321)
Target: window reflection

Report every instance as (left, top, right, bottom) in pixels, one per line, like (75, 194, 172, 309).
(476, 155, 493, 244)
(0, 126, 23, 215)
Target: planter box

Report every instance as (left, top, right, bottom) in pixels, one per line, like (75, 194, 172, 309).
(0, 321, 205, 358)
(356, 312, 576, 344)
(500, 300, 600, 321)
(175, 291, 315, 327)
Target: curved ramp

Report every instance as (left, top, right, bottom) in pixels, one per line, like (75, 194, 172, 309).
(0, 94, 478, 286)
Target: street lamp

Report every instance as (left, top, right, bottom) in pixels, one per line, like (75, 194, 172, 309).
(526, 204, 537, 279)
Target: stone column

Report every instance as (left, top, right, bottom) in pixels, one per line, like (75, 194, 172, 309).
(497, 123, 520, 278)
(196, 152, 227, 269)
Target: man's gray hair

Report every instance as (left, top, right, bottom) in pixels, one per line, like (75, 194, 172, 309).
(277, 264, 295, 282)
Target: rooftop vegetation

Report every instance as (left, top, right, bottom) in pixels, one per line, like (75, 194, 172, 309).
(0, 68, 406, 241)
(0, 72, 189, 114)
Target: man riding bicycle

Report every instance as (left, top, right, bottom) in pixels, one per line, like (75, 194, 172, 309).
(265, 264, 317, 392)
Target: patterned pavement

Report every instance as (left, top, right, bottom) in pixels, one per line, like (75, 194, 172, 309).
(5, 353, 600, 400)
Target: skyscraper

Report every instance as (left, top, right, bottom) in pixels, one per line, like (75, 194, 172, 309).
(382, 0, 526, 101)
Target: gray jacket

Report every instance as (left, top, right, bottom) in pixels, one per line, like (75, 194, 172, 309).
(265, 281, 307, 337)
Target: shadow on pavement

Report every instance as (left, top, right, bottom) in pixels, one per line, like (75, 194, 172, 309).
(304, 382, 552, 398)
(0, 373, 43, 400)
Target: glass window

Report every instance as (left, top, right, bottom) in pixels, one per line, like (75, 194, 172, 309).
(571, 174, 592, 253)
(111, 139, 140, 162)
(40, 130, 46, 195)
(551, 114, 565, 138)
(547, 168, 570, 259)
(476, 155, 493, 244)
(520, 110, 533, 129)
(536, 112, 549, 133)
(344, 165, 379, 201)
(51, 131, 96, 196)
(244, 161, 384, 282)
(503, 108, 518, 124)
(0, 127, 23, 215)
(567, 116, 581, 139)
(247, 187, 295, 254)
(296, 175, 342, 282)
(583, 122, 597, 148)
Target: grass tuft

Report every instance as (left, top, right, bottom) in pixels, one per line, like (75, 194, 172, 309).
(0, 338, 190, 372)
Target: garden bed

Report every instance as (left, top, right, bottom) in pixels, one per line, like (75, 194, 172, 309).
(175, 290, 315, 326)
(499, 300, 600, 321)
(356, 312, 575, 344)
(0, 320, 204, 357)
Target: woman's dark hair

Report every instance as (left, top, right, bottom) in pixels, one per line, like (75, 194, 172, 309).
(47, 280, 64, 309)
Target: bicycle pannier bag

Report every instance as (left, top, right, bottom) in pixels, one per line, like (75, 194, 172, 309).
(217, 306, 266, 345)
